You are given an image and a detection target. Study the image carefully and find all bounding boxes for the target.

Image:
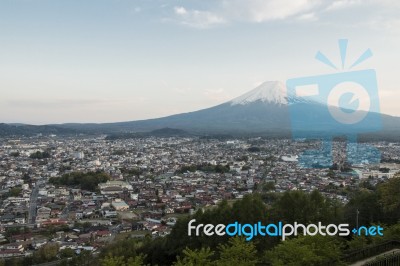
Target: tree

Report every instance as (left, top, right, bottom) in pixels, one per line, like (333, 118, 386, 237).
(370, 223, 400, 243)
(33, 243, 59, 263)
(60, 248, 75, 259)
(217, 237, 258, 266)
(10, 151, 20, 157)
(9, 187, 22, 197)
(126, 255, 147, 266)
(248, 146, 261, 152)
(378, 175, 400, 223)
(347, 235, 370, 251)
(242, 165, 251, 171)
(5, 227, 21, 238)
(173, 247, 214, 266)
(270, 190, 343, 225)
(379, 167, 390, 173)
(101, 256, 126, 266)
(265, 235, 343, 266)
(69, 250, 93, 266)
(99, 238, 147, 264)
(343, 189, 382, 227)
(30, 151, 51, 159)
(99, 192, 353, 266)
(49, 171, 110, 191)
(262, 181, 275, 192)
(176, 163, 230, 174)
(327, 169, 336, 178)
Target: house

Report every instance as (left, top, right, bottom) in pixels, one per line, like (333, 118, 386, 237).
(36, 207, 51, 222)
(99, 181, 133, 195)
(10, 233, 33, 243)
(1, 243, 24, 252)
(0, 249, 22, 258)
(71, 189, 82, 200)
(0, 213, 15, 224)
(40, 218, 68, 227)
(15, 215, 25, 224)
(96, 230, 111, 238)
(103, 210, 117, 218)
(118, 224, 132, 233)
(111, 199, 129, 211)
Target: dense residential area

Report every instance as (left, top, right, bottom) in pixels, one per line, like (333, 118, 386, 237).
(0, 135, 399, 264)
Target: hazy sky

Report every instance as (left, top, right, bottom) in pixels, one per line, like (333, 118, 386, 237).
(1, 0, 400, 124)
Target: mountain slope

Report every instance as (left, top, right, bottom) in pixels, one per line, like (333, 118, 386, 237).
(94, 80, 400, 136)
(0, 123, 77, 136)
(59, 81, 294, 134)
(2, 80, 400, 137)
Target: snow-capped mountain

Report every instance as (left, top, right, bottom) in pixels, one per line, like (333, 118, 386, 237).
(59, 81, 296, 134)
(229, 80, 318, 107)
(50, 80, 400, 137)
(230, 81, 288, 106)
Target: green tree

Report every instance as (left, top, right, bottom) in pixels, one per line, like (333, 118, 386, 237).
(173, 247, 214, 266)
(262, 181, 275, 192)
(217, 237, 258, 266)
(30, 151, 51, 159)
(378, 175, 400, 223)
(4, 227, 21, 239)
(10, 151, 20, 157)
(49, 171, 110, 191)
(101, 256, 126, 266)
(248, 146, 261, 152)
(344, 189, 382, 227)
(265, 235, 343, 266)
(241, 165, 251, 171)
(33, 243, 59, 263)
(69, 250, 93, 266)
(347, 235, 370, 251)
(126, 255, 147, 266)
(9, 187, 22, 197)
(100, 254, 147, 266)
(60, 248, 75, 259)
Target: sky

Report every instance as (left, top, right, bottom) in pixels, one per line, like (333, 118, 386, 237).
(0, 0, 400, 124)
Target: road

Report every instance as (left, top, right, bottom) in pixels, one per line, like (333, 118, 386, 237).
(28, 183, 39, 225)
(60, 191, 73, 219)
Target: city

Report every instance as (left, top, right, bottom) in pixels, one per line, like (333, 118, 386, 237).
(0, 135, 399, 261)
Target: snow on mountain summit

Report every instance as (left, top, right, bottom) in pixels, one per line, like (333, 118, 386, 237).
(230, 81, 288, 106)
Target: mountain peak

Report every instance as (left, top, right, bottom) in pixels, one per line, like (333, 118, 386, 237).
(230, 81, 287, 106)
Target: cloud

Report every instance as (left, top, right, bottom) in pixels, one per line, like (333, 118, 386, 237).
(325, 0, 362, 11)
(296, 12, 318, 21)
(171, 0, 322, 28)
(173, 6, 226, 29)
(366, 15, 400, 33)
(170, 0, 400, 30)
(174, 6, 187, 15)
(222, 0, 321, 22)
(322, 0, 400, 32)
